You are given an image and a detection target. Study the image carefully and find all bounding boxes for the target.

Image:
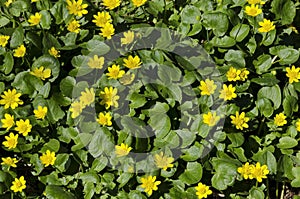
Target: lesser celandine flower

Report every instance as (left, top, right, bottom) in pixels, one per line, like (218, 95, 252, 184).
(88, 55, 105, 69)
(106, 64, 125, 79)
(40, 150, 56, 167)
(1, 113, 15, 130)
(100, 23, 115, 39)
(274, 113, 287, 126)
(154, 152, 174, 170)
(251, 162, 269, 182)
(4, 0, 13, 7)
(79, 88, 95, 106)
(239, 68, 250, 81)
(132, 0, 147, 7)
(199, 79, 217, 96)
(245, 4, 262, 17)
(67, 20, 81, 33)
(140, 176, 161, 196)
(15, 119, 32, 136)
(3, 133, 18, 149)
(219, 84, 237, 101)
(286, 65, 300, 83)
(70, 101, 85, 118)
(237, 162, 254, 180)
(48, 47, 60, 58)
(92, 12, 112, 27)
(102, 0, 121, 10)
(115, 143, 132, 157)
(203, 112, 220, 127)
(10, 176, 26, 192)
(96, 112, 112, 126)
(30, 66, 51, 80)
(119, 72, 135, 85)
(296, 119, 300, 131)
(34, 106, 48, 119)
(123, 55, 142, 69)
(13, 44, 26, 57)
(66, 0, 88, 16)
(1, 157, 18, 167)
(247, 0, 265, 5)
(226, 67, 241, 81)
(28, 12, 42, 26)
(195, 182, 212, 199)
(0, 35, 10, 47)
(0, 89, 23, 109)
(258, 19, 275, 33)
(230, 111, 250, 130)
(99, 87, 120, 109)
(121, 31, 134, 45)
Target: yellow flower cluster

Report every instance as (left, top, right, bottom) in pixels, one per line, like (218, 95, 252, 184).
(273, 112, 287, 126)
(195, 182, 213, 199)
(226, 67, 250, 82)
(70, 88, 95, 118)
(238, 162, 269, 182)
(230, 111, 250, 130)
(286, 65, 300, 84)
(140, 175, 161, 196)
(30, 66, 52, 81)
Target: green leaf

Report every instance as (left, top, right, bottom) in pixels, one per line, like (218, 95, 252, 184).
(10, 26, 24, 48)
(12, 72, 43, 97)
(0, 16, 10, 28)
(262, 29, 276, 46)
(247, 37, 257, 54)
(30, 154, 44, 176)
(277, 48, 299, 65)
(87, 38, 110, 55)
(257, 84, 281, 109)
(46, 98, 65, 123)
(2, 52, 14, 74)
(251, 74, 279, 86)
(60, 76, 76, 98)
(175, 130, 196, 148)
(27, 32, 42, 49)
(253, 54, 272, 74)
(230, 24, 250, 42)
(91, 156, 108, 172)
(40, 10, 52, 30)
(256, 98, 273, 117)
(40, 139, 60, 153)
(271, 0, 296, 25)
(291, 167, 300, 187)
(50, 0, 70, 25)
(203, 12, 229, 37)
(211, 36, 236, 48)
(227, 133, 244, 148)
(179, 162, 202, 185)
(224, 50, 245, 68)
(117, 173, 133, 188)
(277, 137, 298, 149)
(248, 187, 265, 199)
(148, 102, 171, 137)
(181, 5, 201, 24)
(89, 128, 114, 158)
(283, 95, 297, 116)
(55, 154, 69, 172)
(45, 185, 76, 199)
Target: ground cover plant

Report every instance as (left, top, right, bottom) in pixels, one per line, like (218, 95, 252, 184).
(0, 0, 300, 198)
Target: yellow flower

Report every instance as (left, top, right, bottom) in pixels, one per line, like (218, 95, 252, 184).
(106, 64, 125, 79)
(3, 133, 18, 149)
(274, 113, 287, 126)
(258, 19, 275, 33)
(99, 87, 120, 109)
(48, 47, 60, 58)
(195, 182, 213, 199)
(251, 162, 269, 182)
(100, 23, 115, 39)
(66, 0, 88, 16)
(67, 20, 81, 33)
(79, 88, 95, 106)
(102, 0, 121, 10)
(10, 176, 26, 193)
(219, 84, 237, 101)
(1, 157, 18, 167)
(121, 31, 134, 45)
(140, 176, 161, 196)
(0, 35, 10, 47)
(13, 44, 26, 57)
(40, 150, 56, 167)
(4, 0, 14, 7)
(286, 65, 300, 84)
(28, 12, 42, 26)
(132, 0, 147, 7)
(245, 4, 262, 17)
(0, 89, 23, 109)
(1, 113, 14, 130)
(154, 152, 174, 170)
(31, 0, 39, 2)
(96, 112, 112, 126)
(115, 143, 132, 157)
(247, 0, 265, 5)
(123, 55, 142, 69)
(119, 72, 135, 85)
(70, 101, 85, 118)
(92, 11, 112, 27)
(34, 106, 48, 119)
(230, 111, 250, 130)
(88, 55, 105, 69)
(239, 68, 250, 81)
(203, 112, 220, 127)
(199, 79, 217, 96)
(30, 66, 51, 80)
(296, 119, 300, 131)
(226, 67, 241, 81)
(237, 162, 254, 180)
(15, 119, 32, 136)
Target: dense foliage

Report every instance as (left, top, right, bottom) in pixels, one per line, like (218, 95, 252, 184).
(0, 0, 300, 198)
